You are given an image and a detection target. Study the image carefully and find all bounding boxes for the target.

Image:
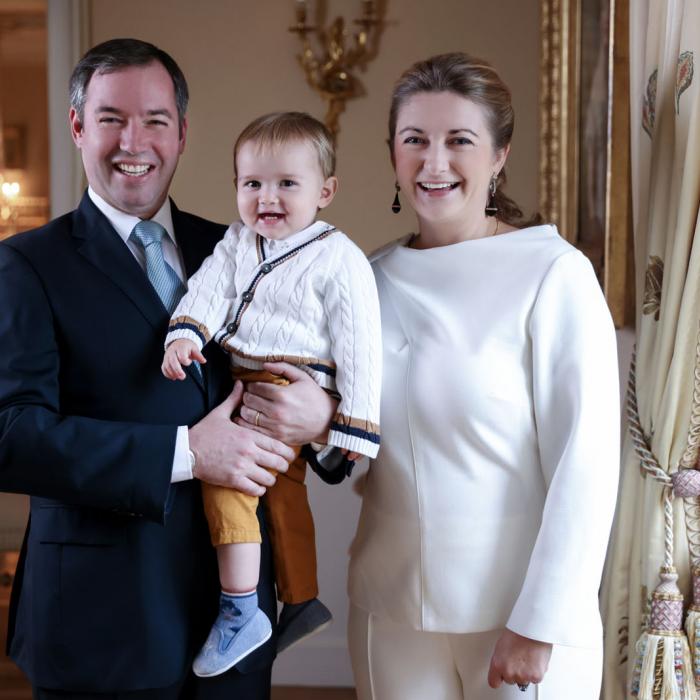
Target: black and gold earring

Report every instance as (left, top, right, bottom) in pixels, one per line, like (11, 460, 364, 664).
(391, 182, 401, 214)
(485, 175, 498, 216)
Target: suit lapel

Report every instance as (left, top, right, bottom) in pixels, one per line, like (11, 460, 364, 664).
(73, 193, 206, 394)
(173, 201, 209, 278)
(73, 194, 169, 332)
(171, 201, 208, 393)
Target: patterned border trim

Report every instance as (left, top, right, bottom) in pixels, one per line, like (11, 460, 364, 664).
(169, 315, 211, 346)
(305, 363, 336, 376)
(256, 234, 266, 265)
(645, 628, 685, 638)
(332, 412, 380, 444)
(226, 346, 337, 375)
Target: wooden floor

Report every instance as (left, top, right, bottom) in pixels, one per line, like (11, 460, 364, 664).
(272, 689, 356, 700)
(0, 684, 355, 700)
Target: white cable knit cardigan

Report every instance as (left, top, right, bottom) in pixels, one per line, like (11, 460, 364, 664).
(165, 219, 382, 457)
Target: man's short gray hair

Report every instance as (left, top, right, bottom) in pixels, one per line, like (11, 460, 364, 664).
(69, 38, 189, 134)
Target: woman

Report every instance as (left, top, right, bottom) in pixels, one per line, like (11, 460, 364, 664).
(241, 52, 619, 699)
(345, 53, 619, 699)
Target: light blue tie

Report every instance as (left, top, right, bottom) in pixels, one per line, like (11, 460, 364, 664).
(130, 220, 186, 315)
(130, 220, 201, 379)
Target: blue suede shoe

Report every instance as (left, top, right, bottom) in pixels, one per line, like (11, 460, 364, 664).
(193, 607, 272, 677)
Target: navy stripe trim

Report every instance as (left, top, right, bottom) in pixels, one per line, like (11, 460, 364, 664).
(330, 423, 381, 444)
(256, 234, 266, 263)
(169, 322, 207, 347)
(306, 363, 337, 377)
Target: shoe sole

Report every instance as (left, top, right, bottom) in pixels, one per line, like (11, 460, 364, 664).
(277, 618, 332, 654)
(193, 627, 273, 678)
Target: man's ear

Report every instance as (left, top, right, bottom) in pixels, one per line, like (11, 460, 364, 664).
(178, 116, 188, 154)
(69, 107, 84, 148)
(318, 176, 339, 209)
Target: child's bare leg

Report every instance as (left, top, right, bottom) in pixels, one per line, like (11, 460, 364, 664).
(217, 542, 260, 593)
(193, 541, 271, 677)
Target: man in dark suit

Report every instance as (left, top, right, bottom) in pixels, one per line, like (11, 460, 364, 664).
(0, 38, 303, 699)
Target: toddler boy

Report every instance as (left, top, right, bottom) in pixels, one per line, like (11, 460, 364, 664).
(162, 112, 381, 677)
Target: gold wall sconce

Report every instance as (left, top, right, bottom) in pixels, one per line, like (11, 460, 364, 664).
(289, 0, 386, 144)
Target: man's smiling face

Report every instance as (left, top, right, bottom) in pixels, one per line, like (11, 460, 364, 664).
(70, 60, 187, 219)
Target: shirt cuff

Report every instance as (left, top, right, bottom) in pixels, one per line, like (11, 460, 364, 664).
(171, 425, 192, 482)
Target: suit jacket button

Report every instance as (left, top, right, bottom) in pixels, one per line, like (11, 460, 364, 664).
(261, 263, 272, 274)
(242, 291, 254, 302)
(226, 322, 237, 333)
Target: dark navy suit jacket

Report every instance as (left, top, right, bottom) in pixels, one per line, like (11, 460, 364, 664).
(0, 193, 275, 691)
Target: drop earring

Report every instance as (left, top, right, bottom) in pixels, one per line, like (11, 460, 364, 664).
(391, 182, 401, 214)
(485, 175, 498, 216)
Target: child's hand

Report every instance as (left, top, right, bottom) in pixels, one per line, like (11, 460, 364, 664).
(162, 339, 207, 381)
(341, 448, 361, 462)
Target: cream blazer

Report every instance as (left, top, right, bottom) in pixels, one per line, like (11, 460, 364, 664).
(347, 225, 620, 649)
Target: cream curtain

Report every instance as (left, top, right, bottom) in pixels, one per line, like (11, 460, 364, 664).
(601, 0, 700, 697)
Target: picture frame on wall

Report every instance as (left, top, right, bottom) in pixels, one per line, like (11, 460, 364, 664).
(540, 0, 635, 328)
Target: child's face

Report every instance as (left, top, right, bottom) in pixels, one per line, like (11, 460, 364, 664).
(236, 139, 338, 240)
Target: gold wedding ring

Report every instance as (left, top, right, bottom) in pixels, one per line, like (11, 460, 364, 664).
(255, 411, 261, 427)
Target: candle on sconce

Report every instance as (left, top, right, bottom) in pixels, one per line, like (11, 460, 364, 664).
(289, 0, 386, 143)
(1, 182, 20, 198)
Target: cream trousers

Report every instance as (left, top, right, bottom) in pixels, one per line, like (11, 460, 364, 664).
(348, 604, 602, 700)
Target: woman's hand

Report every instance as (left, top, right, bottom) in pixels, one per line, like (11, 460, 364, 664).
(487, 628, 552, 689)
(236, 362, 338, 445)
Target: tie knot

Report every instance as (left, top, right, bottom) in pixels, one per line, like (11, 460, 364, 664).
(131, 219, 166, 249)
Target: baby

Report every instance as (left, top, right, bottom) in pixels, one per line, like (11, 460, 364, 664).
(162, 112, 381, 677)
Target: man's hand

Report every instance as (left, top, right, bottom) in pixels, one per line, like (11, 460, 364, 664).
(487, 628, 552, 689)
(189, 382, 295, 496)
(162, 338, 206, 381)
(237, 362, 338, 445)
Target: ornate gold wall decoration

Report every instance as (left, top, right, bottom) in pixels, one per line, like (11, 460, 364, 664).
(289, 0, 386, 144)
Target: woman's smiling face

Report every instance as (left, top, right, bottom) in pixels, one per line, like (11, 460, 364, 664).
(392, 91, 508, 231)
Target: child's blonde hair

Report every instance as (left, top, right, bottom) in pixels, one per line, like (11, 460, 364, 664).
(233, 112, 336, 181)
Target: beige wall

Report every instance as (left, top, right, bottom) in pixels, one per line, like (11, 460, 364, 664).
(90, 0, 540, 253)
(85, 0, 542, 686)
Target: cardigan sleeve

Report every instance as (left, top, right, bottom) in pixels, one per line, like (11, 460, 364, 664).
(165, 222, 242, 350)
(322, 237, 382, 458)
(506, 249, 620, 648)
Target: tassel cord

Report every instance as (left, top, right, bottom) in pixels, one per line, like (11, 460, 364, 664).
(627, 352, 672, 488)
(628, 351, 675, 567)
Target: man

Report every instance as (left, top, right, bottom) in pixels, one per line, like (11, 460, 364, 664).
(0, 38, 296, 699)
